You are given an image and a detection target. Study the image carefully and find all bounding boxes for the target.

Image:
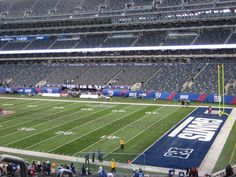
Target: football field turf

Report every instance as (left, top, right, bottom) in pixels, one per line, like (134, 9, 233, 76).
(0, 97, 194, 163)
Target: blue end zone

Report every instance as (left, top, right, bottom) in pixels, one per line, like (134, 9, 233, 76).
(133, 107, 232, 169)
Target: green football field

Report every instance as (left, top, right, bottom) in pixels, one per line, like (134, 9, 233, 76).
(0, 97, 194, 162)
(0, 96, 235, 173)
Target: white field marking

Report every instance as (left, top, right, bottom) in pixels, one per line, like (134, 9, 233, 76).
(1, 96, 233, 109)
(23, 105, 130, 150)
(0, 103, 82, 139)
(97, 104, 114, 108)
(17, 127, 36, 132)
(100, 135, 120, 140)
(81, 108, 94, 111)
(1, 100, 32, 109)
(27, 105, 38, 108)
(145, 111, 159, 115)
(131, 107, 197, 163)
(0, 102, 75, 132)
(168, 116, 195, 137)
(2, 103, 13, 106)
(3, 103, 104, 146)
(53, 107, 64, 109)
(78, 106, 165, 154)
(112, 109, 126, 113)
(48, 105, 145, 153)
(55, 131, 75, 136)
(0, 101, 63, 125)
(105, 107, 181, 159)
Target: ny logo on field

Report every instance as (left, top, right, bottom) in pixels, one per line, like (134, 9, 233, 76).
(164, 147, 194, 159)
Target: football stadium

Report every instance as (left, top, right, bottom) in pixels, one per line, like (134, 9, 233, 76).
(0, 0, 236, 176)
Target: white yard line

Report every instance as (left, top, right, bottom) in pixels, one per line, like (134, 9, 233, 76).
(3, 104, 111, 146)
(48, 106, 147, 153)
(105, 107, 181, 159)
(1, 96, 234, 108)
(0, 101, 63, 125)
(24, 105, 133, 150)
(198, 108, 236, 176)
(77, 106, 165, 154)
(131, 107, 197, 163)
(0, 102, 79, 139)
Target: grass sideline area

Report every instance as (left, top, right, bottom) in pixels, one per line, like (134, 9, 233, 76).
(1, 94, 236, 107)
(0, 95, 235, 174)
(213, 121, 236, 173)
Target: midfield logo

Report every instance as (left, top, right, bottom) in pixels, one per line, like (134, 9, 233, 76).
(164, 147, 194, 159)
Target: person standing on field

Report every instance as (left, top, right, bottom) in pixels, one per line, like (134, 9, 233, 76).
(120, 138, 125, 150)
(110, 159, 116, 173)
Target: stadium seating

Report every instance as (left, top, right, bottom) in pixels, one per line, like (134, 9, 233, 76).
(44, 65, 89, 85)
(142, 63, 205, 92)
(0, 27, 235, 51)
(26, 37, 57, 50)
(0, 61, 235, 96)
(1, 0, 234, 19)
(74, 65, 123, 85)
(193, 29, 231, 45)
(111, 65, 158, 86)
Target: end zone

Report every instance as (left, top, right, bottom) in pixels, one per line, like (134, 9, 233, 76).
(133, 107, 232, 171)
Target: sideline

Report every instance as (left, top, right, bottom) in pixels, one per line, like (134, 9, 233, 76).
(0, 146, 171, 174)
(198, 108, 236, 176)
(0, 96, 234, 108)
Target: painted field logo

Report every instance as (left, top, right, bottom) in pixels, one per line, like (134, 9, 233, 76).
(18, 127, 36, 131)
(168, 117, 223, 142)
(55, 131, 75, 136)
(164, 147, 194, 159)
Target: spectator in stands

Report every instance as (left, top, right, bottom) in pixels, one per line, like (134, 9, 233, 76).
(0, 166, 3, 176)
(107, 170, 114, 177)
(179, 170, 185, 177)
(46, 161, 51, 175)
(225, 164, 234, 177)
(6, 163, 14, 176)
(86, 166, 92, 176)
(138, 168, 144, 177)
(189, 167, 198, 177)
(110, 159, 116, 173)
(186, 168, 190, 176)
(70, 163, 75, 174)
(56, 165, 64, 177)
(168, 168, 175, 177)
(81, 164, 87, 176)
(98, 166, 107, 177)
(36, 161, 42, 176)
